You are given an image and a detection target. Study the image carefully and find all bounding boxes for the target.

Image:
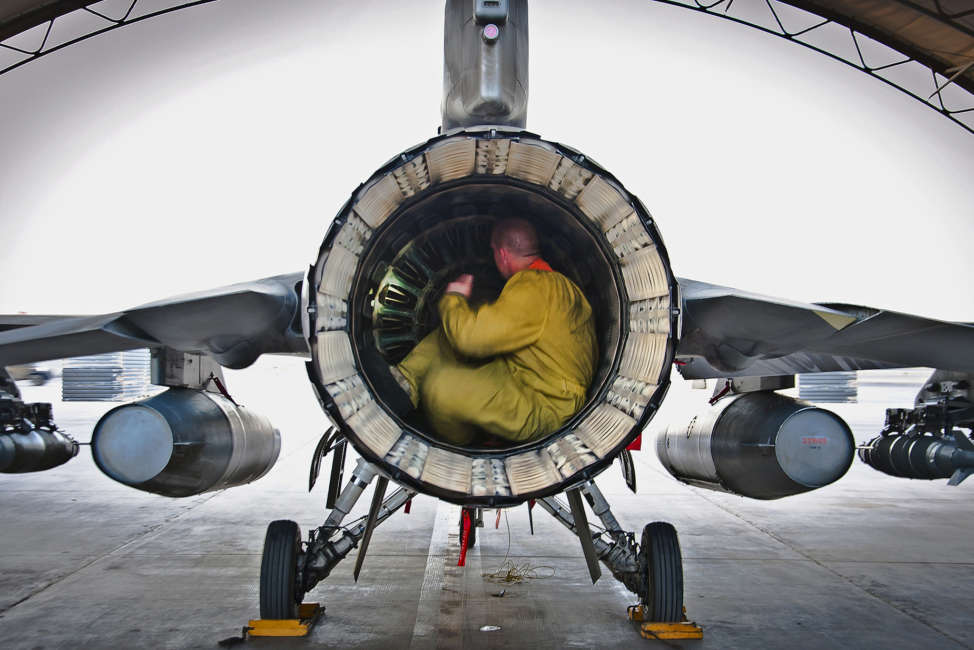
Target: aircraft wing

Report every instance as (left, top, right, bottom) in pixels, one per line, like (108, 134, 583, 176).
(0, 315, 77, 333)
(675, 278, 974, 379)
(0, 272, 308, 369)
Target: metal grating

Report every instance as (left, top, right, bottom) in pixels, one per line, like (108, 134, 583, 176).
(1, 1, 219, 76)
(1, 1, 969, 133)
(652, 0, 974, 133)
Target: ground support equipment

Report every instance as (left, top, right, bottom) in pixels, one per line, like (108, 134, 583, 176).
(246, 603, 324, 638)
(628, 605, 703, 640)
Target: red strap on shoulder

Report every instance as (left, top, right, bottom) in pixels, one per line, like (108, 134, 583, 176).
(528, 258, 553, 272)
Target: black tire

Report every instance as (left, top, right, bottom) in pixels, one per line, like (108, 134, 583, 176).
(640, 521, 684, 622)
(462, 509, 477, 549)
(260, 520, 302, 619)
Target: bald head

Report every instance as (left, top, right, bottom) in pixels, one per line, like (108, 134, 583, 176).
(491, 219, 541, 278)
(491, 218, 539, 257)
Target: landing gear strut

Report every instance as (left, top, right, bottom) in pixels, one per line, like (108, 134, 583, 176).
(258, 458, 415, 617)
(459, 507, 482, 549)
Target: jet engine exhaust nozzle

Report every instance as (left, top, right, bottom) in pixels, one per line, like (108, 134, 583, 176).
(306, 129, 679, 505)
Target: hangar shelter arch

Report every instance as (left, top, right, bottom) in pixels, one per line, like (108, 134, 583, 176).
(1, 0, 972, 133)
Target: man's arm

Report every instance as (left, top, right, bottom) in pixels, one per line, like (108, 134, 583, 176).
(438, 273, 547, 358)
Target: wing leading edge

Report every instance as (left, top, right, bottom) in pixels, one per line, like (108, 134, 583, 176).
(0, 272, 308, 369)
(676, 278, 974, 380)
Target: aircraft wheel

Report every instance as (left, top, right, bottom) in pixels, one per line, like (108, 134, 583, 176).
(260, 519, 302, 619)
(639, 521, 684, 622)
(460, 508, 477, 549)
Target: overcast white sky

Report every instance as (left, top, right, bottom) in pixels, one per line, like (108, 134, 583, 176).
(1, 0, 972, 321)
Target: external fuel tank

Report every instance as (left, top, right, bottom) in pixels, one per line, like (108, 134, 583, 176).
(657, 392, 854, 499)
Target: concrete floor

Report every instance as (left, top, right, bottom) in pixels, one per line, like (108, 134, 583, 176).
(1, 360, 971, 649)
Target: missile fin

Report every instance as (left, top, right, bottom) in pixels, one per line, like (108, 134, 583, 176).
(952, 431, 974, 451)
(947, 468, 973, 486)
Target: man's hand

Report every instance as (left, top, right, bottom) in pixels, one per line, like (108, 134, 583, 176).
(445, 274, 474, 299)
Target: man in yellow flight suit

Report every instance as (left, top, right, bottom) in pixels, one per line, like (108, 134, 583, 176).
(386, 218, 597, 446)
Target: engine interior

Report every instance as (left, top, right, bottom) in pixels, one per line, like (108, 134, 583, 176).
(349, 180, 625, 450)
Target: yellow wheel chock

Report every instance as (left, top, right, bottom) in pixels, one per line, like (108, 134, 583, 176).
(247, 603, 323, 637)
(628, 604, 703, 640)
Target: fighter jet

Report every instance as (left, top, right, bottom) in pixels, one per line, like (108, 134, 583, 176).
(1, 0, 972, 624)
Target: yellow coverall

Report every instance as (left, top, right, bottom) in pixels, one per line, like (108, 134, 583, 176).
(396, 261, 597, 445)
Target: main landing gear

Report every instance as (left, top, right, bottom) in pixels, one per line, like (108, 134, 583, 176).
(259, 458, 415, 620)
(535, 481, 685, 622)
(258, 460, 685, 628)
